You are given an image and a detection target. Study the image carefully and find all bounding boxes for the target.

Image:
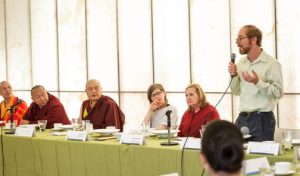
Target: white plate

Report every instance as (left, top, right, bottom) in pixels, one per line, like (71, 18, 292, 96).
(151, 130, 180, 138)
(292, 139, 300, 145)
(243, 134, 251, 139)
(275, 170, 295, 175)
(151, 129, 180, 135)
(51, 132, 68, 136)
(20, 124, 39, 128)
(51, 128, 64, 131)
(93, 129, 120, 136)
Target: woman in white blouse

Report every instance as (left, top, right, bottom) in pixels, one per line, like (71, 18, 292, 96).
(143, 84, 178, 130)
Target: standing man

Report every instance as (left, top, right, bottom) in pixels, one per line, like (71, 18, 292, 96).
(228, 25, 283, 141)
(80, 79, 125, 131)
(21, 85, 70, 128)
(0, 81, 28, 125)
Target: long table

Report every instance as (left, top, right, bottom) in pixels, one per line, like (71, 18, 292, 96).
(0, 130, 295, 176)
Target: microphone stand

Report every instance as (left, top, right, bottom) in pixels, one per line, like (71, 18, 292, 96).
(5, 108, 16, 134)
(161, 110, 178, 146)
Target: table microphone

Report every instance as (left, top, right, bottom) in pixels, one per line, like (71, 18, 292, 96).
(161, 110, 178, 146)
(5, 99, 22, 134)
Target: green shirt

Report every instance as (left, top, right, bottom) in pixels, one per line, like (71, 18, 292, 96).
(230, 50, 284, 112)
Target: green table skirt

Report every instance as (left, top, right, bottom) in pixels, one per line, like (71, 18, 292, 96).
(0, 130, 294, 176)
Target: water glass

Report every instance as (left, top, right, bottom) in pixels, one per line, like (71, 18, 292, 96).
(37, 120, 47, 132)
(259, 166, 274, 176)
(282, 130, 293, 150)
(72, 118, 82, 131)
(54, 123, 63, 129)
(5, 120, 18, 133)
(141, 122, 151, 136)
(294, 147, 300, 174)
(199, 125, 207, 137)
(83, 120, 93, 133)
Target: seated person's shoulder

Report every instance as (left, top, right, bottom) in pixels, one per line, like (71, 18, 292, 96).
(102, 95, 117, 105)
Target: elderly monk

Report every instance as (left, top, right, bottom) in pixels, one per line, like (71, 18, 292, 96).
(80, 79, 125, 131)
(0, 81, 28, 125)
(21, 85, 70, 128)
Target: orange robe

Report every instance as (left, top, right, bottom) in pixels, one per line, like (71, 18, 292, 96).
(0, 96, 28, 125)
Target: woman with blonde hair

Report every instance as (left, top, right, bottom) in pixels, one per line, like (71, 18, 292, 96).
(178, 83, 220, 138)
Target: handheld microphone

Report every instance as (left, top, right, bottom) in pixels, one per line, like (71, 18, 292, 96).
(240, 126, 249, 136)
(231, 53, 236, 64)
(230, 53, 236, 78)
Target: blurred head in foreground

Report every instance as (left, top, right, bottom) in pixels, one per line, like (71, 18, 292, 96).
(200, 120, 244, 176)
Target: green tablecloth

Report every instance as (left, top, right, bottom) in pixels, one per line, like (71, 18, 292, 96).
(0, 130, 203, 176)
(0, 130, 295, 176)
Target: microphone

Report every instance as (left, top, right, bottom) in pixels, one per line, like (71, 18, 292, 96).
(161, 109, 178, 146)
(231, 53, 236, 64)
(8, 99, 22, 111)
(5, 99, 22, 135)
(240, 126, 249, 136)
(230, 53, 236, 78)
(166, 110, 172, 128)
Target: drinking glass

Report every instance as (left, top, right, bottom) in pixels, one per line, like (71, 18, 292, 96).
(83, 120, 93, 133)
(259, 166, 274, 176)
(294, 147, 300, 174)
(141, 122, 151, 136)
(37, 120, 47, 132)
(72, 118, 82, 131)
(199, 125, 207, 138)
(282, 130, 293, 150)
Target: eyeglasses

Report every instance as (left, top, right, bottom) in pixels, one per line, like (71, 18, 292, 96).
(236, 36, 248, 42)
(151, 91, 162, 98)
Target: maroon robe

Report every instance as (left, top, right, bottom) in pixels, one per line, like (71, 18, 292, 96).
(80, 95, 125, 131)
(23, 93, 70, 128)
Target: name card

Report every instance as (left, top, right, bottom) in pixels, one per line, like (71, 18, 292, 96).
(179, 137, 201, 150)
(247, 142, 280, 155)
(120, 133, 146, 145)
(243, 157, 270, 175)
(15, 127, 35, 137)
(66, 131, 88, 141)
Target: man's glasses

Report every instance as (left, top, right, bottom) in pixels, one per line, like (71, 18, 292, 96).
(236, 36, 248, 42)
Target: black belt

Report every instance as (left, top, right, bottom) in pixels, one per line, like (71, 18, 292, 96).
(239, 111, 272, 118)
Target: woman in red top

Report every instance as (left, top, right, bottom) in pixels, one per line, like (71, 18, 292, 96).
(178, 83, 220, 138)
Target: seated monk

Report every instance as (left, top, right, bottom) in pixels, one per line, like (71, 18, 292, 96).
(0, 81, 28, 125)
(21, 85, 70, 128)
(80, 79, 125, 131)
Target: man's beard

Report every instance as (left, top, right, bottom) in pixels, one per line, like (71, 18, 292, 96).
(239, 45, 251, 55)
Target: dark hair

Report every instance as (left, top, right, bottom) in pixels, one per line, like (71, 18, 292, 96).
(147, 83, 168, 104)
(243, 25, 262, 47)
(31, 85, 46, 95)
(201, 120, 244, 173)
